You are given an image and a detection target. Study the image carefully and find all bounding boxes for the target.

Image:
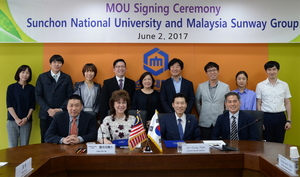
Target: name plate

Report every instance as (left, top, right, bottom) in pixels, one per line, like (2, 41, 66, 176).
(182, 143, 210, 154)
(277, 154, 298, 176)
(15, 157, 33, 177)
(87, 144, 116, 154)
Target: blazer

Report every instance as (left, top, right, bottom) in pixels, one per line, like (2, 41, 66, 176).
(74, 81, 101, 113)
(211, 111, 259, 141)
(160, 77, 195, 114)
(44, 111, 97, 143)
(35, 70, 73, 119)
(99, 76, 136, 120)
(160, 113, 201, 140)
(195, 80, 230, 127)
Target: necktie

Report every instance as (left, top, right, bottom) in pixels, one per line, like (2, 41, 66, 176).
(119, 79, 123, 90)
(70, 118, 78, 135)
(178, 119, 184, 140)
(53, 74, 58, 82)
(230, 116, 238, 140)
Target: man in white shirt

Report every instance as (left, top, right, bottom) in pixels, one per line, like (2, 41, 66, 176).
(256, 61, 292, 143)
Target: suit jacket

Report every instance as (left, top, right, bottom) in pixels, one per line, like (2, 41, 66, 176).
(211, 111, 259, 141)
(195, 80, 230, 127)
(160, 113, 201, 140)
(99, 77, 135, 120)
(74, 81, 101, 113)
(44, 111, 97, 143)
(160, 77, 195, 114)
(35, 70, 73, 119)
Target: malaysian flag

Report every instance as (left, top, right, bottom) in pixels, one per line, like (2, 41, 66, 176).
(128, 110, 147, 151)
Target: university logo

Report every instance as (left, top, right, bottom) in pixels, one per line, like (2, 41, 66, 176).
(143, 48, 169, 76)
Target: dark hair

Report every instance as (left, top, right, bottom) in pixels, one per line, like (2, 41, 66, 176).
(113, 59, 126, 67)
(172, 93, 187, 103)
(204, 62, 219, 72)
(14, 65, 32, 83)
(49, 54, 64, 64)
(224, 92, 240, 101)
(109, 90, 131, 118)
(235, 71, 248, 80)
(168, 58, 184, 70)
(264, 61, 280, 70)
(139, 72, 155, 89)
(82, 63, 97, 77)
(68, 94, 84, 106)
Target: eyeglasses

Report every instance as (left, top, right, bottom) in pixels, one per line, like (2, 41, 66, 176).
(207, 69, 217, 73)
(115, 65, 126, 69)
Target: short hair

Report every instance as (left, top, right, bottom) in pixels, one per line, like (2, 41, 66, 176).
(235, 71, 248, 80)
(264, 61, 280, 70)
(168, 58, 184, 70)
(68, 94, 84, 106)
(224, 92, 240, 101)
(204, 62, 219, 72)
(14, 65, 32, 83)
(172, 93, 187, 103)
(139, 72, 155, 89)
(113, 59, 126, 67)
(49, 54, 64, 65)
(82, 63, 98, 77)
(109, 90, 131, 118)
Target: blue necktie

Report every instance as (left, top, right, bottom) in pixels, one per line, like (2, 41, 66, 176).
(178, 119, 184, 140)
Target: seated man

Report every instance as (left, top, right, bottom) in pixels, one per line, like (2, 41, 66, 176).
(160, 93, 201, 140)
(211, 92, 259, 141)
(45, 95, 97, 144)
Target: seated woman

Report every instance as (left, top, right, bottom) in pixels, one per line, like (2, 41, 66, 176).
(132, 72, 163, 128)
(74, 63, 101, 118)
(232, 71, 256, 110)
(98, 90, 135, 144)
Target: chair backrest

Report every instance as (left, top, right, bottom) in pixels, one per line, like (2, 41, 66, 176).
(107, 110, 147, 128)
(242, 110, 264, 141)
(157, 113, 197, 123)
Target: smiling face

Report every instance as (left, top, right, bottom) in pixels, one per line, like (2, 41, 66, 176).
(225, 95, 241, 114)
(113, 61, 126, 78)
(19, 68, 30, 83)
(114, 98, 127, 115)
(67, 99, 83, 117)
(206, 67, 219, 81)
(50, 60, 63, 74)
(169, 62, 182, 78)
(236, 73, 247, 89)
(266, 66, 279, 80)
(84, 70, 95, 81)
(142, 74, 153, 89)
(172, 97, 187, 117)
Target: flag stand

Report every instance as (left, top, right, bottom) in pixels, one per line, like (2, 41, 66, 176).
(142, 139, 153, 153)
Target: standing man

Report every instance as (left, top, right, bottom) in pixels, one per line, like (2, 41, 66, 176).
(195, 62, 230, 140)
(160, 93, 201, 140)
(256, 61, 292, 143)
(45, 95, 97, 144)
(35, 55, 73, 143)
(160, 58, 195, 114)
(99, 59, 136, 121)
(211, 92, 259, 141)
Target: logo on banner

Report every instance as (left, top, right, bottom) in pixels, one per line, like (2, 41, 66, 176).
(143, 48, 168, 76)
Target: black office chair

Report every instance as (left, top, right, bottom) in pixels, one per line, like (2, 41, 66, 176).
(157, 113, 197, 122)
(107, 110, 147, 128)
(242, 110, 264, 141)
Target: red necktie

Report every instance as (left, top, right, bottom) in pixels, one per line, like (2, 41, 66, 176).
(70, 118, 78, 135)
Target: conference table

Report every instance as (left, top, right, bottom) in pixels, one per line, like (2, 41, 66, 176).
(0, 140, 298, 177)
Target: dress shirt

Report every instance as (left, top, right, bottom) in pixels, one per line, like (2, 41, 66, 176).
(229, 111, 239, 139)
(232, 88, 256, 110)
(171, 76, 182, 93)
(175, 113, 186, 133)
(51, 70, 61, 81)
(81, 82, 97, 111)
(59, 115, 83, 144)
(209, 82, 218, 99)
(115, 76, 125, 89)
(256, 78, 291, 112)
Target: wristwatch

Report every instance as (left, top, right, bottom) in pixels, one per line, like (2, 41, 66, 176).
(286, 120, 292, 123)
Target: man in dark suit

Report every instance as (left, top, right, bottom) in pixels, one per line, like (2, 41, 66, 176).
(99, 59, 136, 121)
(45, 95, 97, 144)
(211, 92, 259, 141)
(35, 55, 73, 143)
(160, 58, 195, 114)
(160, 93, 201, 140)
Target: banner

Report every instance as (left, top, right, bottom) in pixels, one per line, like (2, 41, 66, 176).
(1, 0, 300, 43)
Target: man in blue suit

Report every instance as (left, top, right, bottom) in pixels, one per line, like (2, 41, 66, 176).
(160, 93, 201, 140)
(160, 58, 195, 114)
(45, 95, 97, 144)
(211, 92, 259, 141)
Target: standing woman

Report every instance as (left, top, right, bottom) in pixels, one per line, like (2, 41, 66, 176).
(132, 72, 163, 128)
(6, 65, 35, 147)
(232, 71, 256, 110)
(98, 90, 136, 144)
(74, 63, 101, 119)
